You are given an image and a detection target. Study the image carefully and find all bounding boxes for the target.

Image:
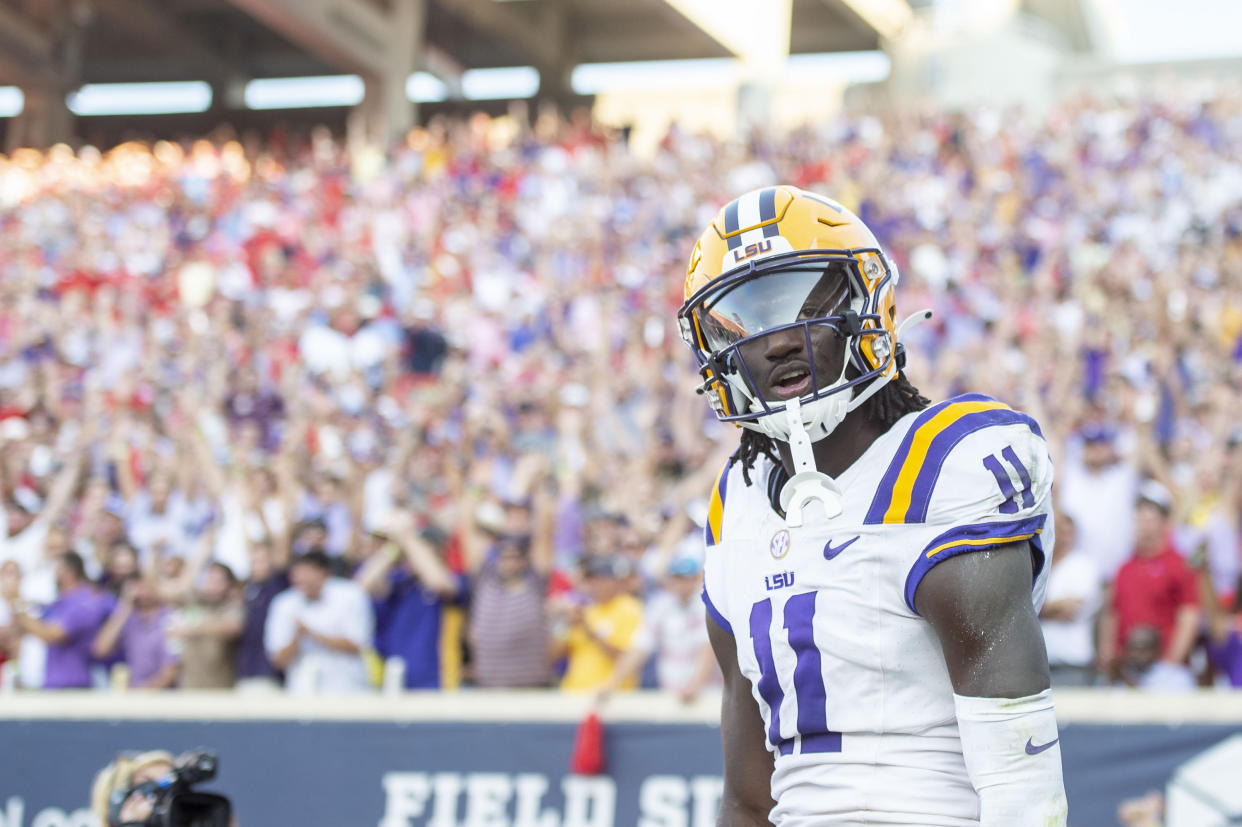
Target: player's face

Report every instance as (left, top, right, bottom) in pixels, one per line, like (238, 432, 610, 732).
(726, 266, 850, 404)
(736, 318, 846, 404)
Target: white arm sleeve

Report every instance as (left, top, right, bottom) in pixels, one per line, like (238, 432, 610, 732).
(954, 689, 1068, 827)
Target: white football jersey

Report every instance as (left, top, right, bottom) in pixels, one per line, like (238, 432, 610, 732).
(702, 394, 1055, 827)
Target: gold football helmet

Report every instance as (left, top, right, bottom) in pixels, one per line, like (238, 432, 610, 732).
(679, 185, 912, 441)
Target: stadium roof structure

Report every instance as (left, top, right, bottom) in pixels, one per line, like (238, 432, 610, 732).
(1, 0, 1107, 148)
(0, 0, 899, 146)
(0, 0, 890, 83)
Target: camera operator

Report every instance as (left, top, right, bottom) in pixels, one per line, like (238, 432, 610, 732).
(92, 751, 176, 825)
(90, 749, 234, 827)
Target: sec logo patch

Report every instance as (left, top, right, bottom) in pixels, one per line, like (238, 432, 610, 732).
(770, 529, 791, 559)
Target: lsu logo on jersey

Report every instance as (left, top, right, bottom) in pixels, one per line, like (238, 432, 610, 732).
(765, 571, 795, 591)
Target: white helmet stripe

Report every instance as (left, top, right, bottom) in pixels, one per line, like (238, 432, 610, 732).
(736, 188, 767, 248)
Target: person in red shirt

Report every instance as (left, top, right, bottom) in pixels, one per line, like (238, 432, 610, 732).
(1098, 481, 1201, 681)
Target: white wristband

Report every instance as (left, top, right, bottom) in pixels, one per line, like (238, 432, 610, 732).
(954, 689, 1068, 827)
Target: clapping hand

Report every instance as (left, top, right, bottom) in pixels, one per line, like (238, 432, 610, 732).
(295, 619, 318, 644)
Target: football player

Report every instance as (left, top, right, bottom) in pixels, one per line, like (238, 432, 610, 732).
(679, 186, 1066, 826)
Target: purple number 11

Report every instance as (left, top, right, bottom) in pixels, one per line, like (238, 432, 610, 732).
(749, 593, 842, 756)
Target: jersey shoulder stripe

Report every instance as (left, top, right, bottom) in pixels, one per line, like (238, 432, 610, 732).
(864, 393, 1044, 526)
(705, 457, 732, 547)
(701, 586, 733, 635)
(903, 514, 1048, 613)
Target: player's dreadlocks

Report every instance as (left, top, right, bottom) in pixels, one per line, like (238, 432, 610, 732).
(730, 371, 931, 485)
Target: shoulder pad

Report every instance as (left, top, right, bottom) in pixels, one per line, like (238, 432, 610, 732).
(864, 393, 1046, 526)
(705, 457, 732, 547)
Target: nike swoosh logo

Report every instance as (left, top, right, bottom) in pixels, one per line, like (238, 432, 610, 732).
(1025, 737, 1059, 755)
(823, 536, 860, 560)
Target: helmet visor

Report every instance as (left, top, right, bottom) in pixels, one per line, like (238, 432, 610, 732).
(694, 261, 852, 353)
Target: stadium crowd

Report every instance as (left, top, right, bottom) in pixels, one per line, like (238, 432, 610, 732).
(0, 92, 1240, 695)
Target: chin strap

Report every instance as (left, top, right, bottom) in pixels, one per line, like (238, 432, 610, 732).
(778, 397, 844, 526)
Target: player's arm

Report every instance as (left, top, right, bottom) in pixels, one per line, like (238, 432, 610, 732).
(708, 613, 775, 827)
(915, 540, 1067, 827)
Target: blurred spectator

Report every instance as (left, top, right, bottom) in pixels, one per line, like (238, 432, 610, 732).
(1098, 482, 1201, 680)
(121, 469, 194, 564)
(403, 304, 449, 376)
(553, 556, 644, 692)
(290, 519, 331, 560)
(98, 542, 141, 598)
(168, 561, 244, 689)
(1039, 511, 1101, 686)
(92, 576, 180, 689)
(597, 554, 719, 703)
(0, 561, 17, 669)
(1115, 625, 1196, 691)
(1057, 427, 1139, 584)
(0, 446, 82, 579)
(0, 450, 85, 687)
(235, 539, 290, 692)
(461, 465, 557, 689)
(1195, 545, 1242, 688)
(356, 513, 462, 689)
(3, 551, 108, 688)
(466, 529, 553, 688)
(1176, 449, 1241, 601)
(266, 550, 373, 694)
(297, 473, 354, 560)
(224, 366, 285, 451)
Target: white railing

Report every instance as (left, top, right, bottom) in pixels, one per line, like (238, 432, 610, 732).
(2, 688, 1241, 724)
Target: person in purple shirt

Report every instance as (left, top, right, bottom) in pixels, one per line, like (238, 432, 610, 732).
(236, 539, 290, 689)
(224, 365, 285, 452)
(1195, 546, 1242, 686)
(356, 516, 462, 689)
(91, 576, 180, 689)
(4, 552, 109, 689)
